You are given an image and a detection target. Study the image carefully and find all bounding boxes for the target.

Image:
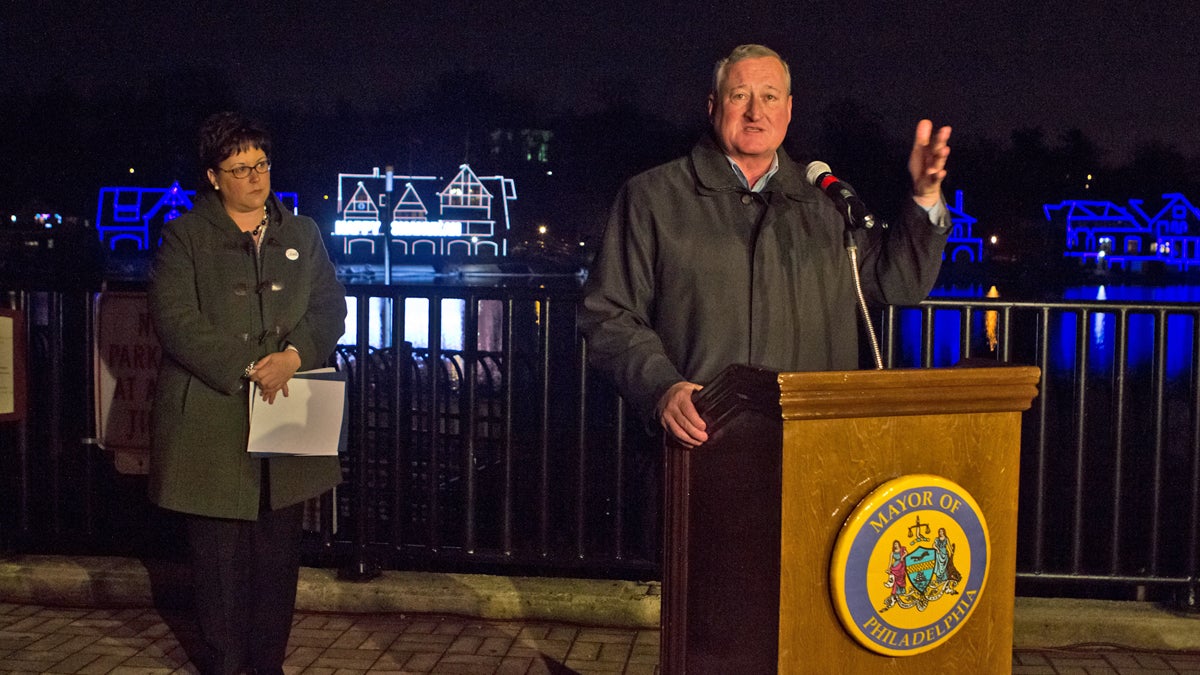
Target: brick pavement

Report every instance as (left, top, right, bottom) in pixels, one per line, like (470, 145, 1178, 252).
(1012, 646, 1200, 674)
(3, 601, 1200, 674)
(0, 602, 661, 674)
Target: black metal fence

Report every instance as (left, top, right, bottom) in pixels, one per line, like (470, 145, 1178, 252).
(328, 280, 657, 579)
(1, 283, 1197, 607)
(880, 299, 1200, 608)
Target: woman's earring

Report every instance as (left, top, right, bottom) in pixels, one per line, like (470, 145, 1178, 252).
(212, 184, 220, 190)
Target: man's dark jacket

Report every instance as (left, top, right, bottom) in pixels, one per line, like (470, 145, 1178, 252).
(579, 135, 949, 422)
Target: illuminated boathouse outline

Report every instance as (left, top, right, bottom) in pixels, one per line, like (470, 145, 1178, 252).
(94, 181, 299, 251)
(332, 164, 517, 259)
(945, 189, 983, 263)
(1048, 193, 1200, 272)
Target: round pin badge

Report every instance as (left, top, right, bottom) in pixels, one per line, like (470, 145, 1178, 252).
(286, 248, 299, 261)
(829, 474, 990, 656)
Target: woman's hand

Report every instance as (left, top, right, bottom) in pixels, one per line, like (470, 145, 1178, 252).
(249, 349, 302, 404)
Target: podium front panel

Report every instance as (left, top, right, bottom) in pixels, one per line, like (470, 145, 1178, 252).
(778, 412, 1022, 672)
(663, 365, 1039, 674)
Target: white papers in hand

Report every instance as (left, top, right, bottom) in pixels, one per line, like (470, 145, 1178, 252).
(247, 368, 345, 456)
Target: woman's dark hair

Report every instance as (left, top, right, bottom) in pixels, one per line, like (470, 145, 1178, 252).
(198, 112, 272, 191)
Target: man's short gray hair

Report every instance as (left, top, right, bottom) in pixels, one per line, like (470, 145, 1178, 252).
(712, 44, 792, 95)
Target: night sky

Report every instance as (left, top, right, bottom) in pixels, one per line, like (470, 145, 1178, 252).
(5, 1, 1199, 164)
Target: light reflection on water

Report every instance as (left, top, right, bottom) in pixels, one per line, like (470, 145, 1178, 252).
(1060, 284, 1200, 303)
(339, 295, 508, 352)
(932, 282, 1200, 303)
(340, 296, 464, 349)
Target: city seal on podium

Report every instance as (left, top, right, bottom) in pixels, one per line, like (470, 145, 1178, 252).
(829, 474, 990, 656)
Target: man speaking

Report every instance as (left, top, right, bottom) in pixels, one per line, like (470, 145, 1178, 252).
(580, 43, 952, 447)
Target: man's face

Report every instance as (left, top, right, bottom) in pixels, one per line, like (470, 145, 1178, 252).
(707, 56, 792, 167)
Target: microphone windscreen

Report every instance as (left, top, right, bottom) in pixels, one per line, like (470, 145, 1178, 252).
(805, 161, 833, 186)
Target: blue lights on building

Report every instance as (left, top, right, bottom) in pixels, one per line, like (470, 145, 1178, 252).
(944, 189, 983, 262)
(94, 182, 299, 252)
(95, 182, 191, 251)
(1048, 193, 1200, 272)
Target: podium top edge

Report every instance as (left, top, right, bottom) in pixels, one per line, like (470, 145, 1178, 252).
(692, 364, 1042, 426)
(774, 365, 1042, 419)
(776, 365, 1042, 390)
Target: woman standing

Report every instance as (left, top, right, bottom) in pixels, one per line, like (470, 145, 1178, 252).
(149, 112, 346, 674)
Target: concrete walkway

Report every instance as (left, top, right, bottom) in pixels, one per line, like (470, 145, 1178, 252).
(2, 554, 1199, 673)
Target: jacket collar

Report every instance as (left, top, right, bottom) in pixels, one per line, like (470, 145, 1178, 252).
(192, 189, 287, 232)
(690, 133, 819, 202)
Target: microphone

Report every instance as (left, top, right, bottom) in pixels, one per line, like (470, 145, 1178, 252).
(805, 161, 878, 230)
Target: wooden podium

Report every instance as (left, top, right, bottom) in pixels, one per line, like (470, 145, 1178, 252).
(662, 364, 1040, 673)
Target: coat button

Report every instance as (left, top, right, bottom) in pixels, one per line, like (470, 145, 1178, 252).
(741, 194, 753, 205)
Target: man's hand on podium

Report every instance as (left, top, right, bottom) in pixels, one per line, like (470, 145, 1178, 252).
(657, 381, 708, 448)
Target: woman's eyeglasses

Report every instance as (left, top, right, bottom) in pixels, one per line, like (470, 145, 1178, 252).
(218, 159, 271, 179)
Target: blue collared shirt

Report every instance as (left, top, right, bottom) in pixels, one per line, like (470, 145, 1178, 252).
(726, 154, 780, 193)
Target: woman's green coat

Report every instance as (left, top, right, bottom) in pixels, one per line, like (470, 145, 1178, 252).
(148, 190, 347, 520)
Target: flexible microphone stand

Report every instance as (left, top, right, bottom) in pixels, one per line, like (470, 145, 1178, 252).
(808, 160, 886, 369)
(843, 228, 885, 370)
